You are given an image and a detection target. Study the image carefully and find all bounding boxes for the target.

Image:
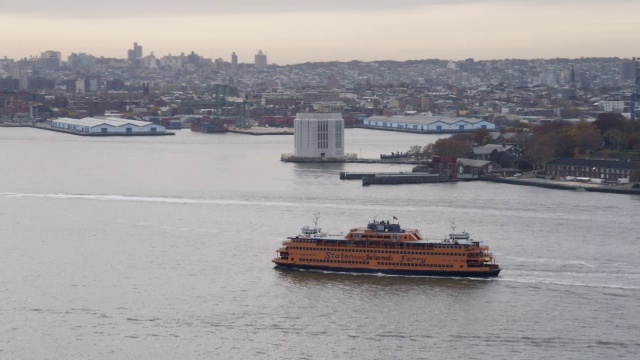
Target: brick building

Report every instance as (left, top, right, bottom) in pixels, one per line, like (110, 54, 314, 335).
(545, 158, 637, 182)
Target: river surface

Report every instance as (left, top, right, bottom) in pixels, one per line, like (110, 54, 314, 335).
(1, 128, 639, 359)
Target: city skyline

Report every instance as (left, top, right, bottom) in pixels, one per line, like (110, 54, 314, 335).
(2, 1, 639, 64)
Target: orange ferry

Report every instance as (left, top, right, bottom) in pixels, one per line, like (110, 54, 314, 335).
(273, 218, 501, 277)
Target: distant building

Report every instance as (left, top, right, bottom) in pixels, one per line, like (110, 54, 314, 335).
(75, 79, 85, 94)
(470, 144, 522, 161)
(67, 53, 96, 70)
(39, 50, 61, 70)
(364, 113, 495, 132)
(0, 78, 19, 91)
(601, 100, 625, 113)
(160, 55, 182, 70)
(293, 113, 344, 158)
(620, 58, 636, 82)
(27, 78, 55, 90)
(312, 101, 346, 113)
(300, 90, 340, 104)
(545, 158, 637, 183)
(261, 92, 298, 106)
(127, 42, 143, 62)
(105, 78, 126, 91)
(51, 117, 166, 134)
(255, 50, 267, 70)
(231, 52, 238, 67)
(456, 158, 500, 176)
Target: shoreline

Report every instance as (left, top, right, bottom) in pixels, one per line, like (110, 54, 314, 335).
(483, 177, 640, 195)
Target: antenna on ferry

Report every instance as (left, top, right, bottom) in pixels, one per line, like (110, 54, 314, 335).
(313, 212, 319, 229)
(450, 219, 457, 233)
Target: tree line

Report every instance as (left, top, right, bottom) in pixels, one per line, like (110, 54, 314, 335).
(407, 113, 640, 179)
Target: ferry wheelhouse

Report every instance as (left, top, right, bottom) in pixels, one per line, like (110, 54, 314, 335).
(273, 219, 501, 277)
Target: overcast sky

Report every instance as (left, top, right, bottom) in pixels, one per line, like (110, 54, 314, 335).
(2, 1, 639, 64)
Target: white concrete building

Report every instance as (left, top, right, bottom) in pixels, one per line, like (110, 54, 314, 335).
(75, 79, 85, 94)
(601, 100, 625, 113)
(294, 113, 344, 158)
(51, 117, 166, 134)
(364, 113, 495, 132)
(261, 91, 297, 105)
(160, 55, 183, 70)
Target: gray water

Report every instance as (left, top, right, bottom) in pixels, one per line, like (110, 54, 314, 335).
(1, 128, 639, 359)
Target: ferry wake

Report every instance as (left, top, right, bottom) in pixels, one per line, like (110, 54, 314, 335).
(273, 218, 501, 277)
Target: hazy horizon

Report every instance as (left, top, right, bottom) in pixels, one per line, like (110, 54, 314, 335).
(2, 1, 639, 65)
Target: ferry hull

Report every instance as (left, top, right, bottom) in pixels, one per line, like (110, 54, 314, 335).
(274, 262, 501, 278)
